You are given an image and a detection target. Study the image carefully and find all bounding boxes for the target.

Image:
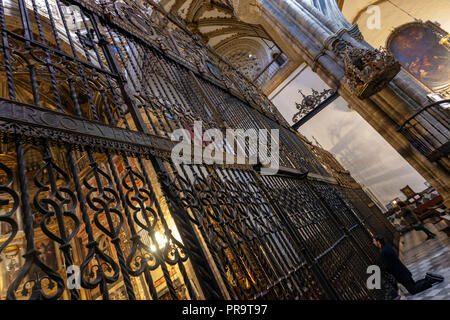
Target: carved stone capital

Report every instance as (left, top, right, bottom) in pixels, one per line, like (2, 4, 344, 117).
(334, 41, 401, 99)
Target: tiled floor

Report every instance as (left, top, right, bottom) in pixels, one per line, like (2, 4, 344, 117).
(397, 222, 450, 300)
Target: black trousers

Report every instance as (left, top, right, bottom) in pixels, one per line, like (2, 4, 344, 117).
(412, 224, 436, 238)
(400, 277, 432, 295)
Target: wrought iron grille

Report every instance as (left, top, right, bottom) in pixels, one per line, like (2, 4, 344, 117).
(398, 100, 450, 162)
(0, 0, 395, 300)
(340, 187, 397, 249)
(260, 175, 382, 300)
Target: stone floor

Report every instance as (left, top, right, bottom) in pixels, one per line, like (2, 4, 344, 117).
(398, 221, 450, 300)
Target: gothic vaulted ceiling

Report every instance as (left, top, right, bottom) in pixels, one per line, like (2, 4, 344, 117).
(160, 0, 279, 80)
(161, 0, 270, 47)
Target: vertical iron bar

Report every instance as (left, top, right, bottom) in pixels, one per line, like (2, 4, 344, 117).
(250, 171, 339, 300)
(0, 0, 15, 100)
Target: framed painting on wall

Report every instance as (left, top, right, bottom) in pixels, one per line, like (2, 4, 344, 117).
(387, 21, 450, 95)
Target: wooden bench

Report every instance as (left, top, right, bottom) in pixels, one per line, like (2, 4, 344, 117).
(413, 195, 443, 221)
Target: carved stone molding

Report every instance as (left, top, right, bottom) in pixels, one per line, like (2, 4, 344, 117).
(334, 41, 401, 99)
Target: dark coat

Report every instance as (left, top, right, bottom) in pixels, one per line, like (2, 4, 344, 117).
(400, 206, 420, 226)
(380, 244, 412, 285)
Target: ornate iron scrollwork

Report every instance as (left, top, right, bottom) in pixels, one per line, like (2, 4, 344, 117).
(7, 138, 65, 301)
(0, 162, 19, 260)
(33, 140, 81, 299)
(293, 88, 336, 123)
(0, 0, 395, 301)
(82, 149, 135, 299)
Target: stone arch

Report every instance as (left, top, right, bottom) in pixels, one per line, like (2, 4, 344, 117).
(216, 37, 273, 79)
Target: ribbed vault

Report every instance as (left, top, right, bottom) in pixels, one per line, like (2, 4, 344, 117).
(159, 0, 279, 80)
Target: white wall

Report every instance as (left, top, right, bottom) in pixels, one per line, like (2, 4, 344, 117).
(270, 67, 428, 205)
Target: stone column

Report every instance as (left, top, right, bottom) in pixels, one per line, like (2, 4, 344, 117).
(234, 0, 450, 206)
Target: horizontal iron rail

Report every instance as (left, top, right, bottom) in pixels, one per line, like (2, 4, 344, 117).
(0, 98, 175, 156)
(398, 99, 450, 131)
(5, 29, 119, 79)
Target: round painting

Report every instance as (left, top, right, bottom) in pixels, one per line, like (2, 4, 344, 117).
(388, 23, 450, 91)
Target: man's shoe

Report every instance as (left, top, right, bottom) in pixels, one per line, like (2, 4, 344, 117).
(426, 272, 444, 284)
